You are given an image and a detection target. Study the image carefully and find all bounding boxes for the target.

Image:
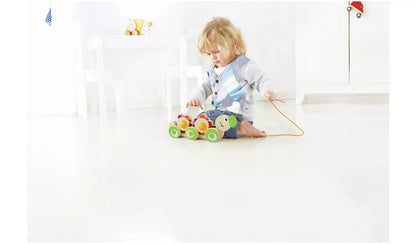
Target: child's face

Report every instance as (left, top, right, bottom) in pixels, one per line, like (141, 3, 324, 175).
(204, 46, 235, 68)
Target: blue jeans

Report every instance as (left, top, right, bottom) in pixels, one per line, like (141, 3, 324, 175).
(198, 110, 253, 138)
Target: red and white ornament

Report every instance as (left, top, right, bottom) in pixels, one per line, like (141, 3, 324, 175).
(347, 1, 364, 18)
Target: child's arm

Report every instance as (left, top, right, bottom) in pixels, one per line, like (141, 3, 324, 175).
(244, 61, 277, 101)
(187, 74, 213, 109)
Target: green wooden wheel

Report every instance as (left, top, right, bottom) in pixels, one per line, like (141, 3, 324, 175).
(205, 128, 219, 142)
(185, 127, 198, 140)
(169, 125, 181, 138)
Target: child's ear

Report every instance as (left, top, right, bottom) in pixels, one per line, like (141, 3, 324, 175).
(233, 41, 240, 55)
(229, 115, 237, 128)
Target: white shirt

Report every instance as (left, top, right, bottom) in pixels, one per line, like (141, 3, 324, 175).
(214, 65, 228, 76)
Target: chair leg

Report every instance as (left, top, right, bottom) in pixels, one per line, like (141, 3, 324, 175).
(166, 70, 173, 109)
(114, 81, 125, 114)
(296, 92, 305, 105)
(98, 81, 107, 115)
(77, 85, 88, 117)
(75, 71, 88, 117)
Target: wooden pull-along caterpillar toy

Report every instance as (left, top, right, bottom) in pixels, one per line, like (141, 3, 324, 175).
(168, 113, 237, 142)
(169, 100, 304, 141)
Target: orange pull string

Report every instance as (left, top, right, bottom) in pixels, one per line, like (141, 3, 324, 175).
(238, 99, 304, 139)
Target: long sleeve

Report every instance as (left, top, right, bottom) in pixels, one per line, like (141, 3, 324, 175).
(243, 61, 276, 96)
(188, 72, 213, 103)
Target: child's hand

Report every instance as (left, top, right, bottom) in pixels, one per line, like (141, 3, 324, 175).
(264, 91, 276, 102)
(186, 98, 204, 110)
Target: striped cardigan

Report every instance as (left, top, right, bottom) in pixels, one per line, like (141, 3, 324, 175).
(189, 55, 276, 121)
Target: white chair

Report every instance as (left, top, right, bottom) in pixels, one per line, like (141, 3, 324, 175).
(73, 22, 125, 117)
(165, 65, 203, 111)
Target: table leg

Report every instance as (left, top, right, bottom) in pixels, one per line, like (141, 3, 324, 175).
(96, 38, 107, 117)
(179, 38, 187, 113)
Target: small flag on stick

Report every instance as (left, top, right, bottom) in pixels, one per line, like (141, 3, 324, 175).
(45, 7, 52, 26)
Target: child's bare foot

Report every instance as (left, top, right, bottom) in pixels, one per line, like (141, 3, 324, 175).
(237, 120, 267, 137)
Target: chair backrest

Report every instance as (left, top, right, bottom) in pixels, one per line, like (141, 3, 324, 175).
(73, 20, 88, 116)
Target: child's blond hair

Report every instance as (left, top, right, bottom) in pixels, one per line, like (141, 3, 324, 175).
(197, 17, 246, 56)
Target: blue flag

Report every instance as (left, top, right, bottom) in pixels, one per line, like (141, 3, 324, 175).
(45, 7, 52, 26)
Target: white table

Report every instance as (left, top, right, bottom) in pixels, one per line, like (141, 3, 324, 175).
(88, 35, 188, 115)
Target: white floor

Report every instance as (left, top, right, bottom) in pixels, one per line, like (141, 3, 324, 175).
(28, 94, 389, 242)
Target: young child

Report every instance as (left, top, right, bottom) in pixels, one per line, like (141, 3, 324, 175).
(186, 17, 277, 138)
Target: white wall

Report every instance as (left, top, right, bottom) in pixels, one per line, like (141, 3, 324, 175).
(178, 1, 296, 101)
(29, 0, 297, 114)
(75, 0, 296, 112)
(28, 0, 77, 115)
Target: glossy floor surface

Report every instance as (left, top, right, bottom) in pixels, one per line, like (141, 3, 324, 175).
(28, 95, 389, 242)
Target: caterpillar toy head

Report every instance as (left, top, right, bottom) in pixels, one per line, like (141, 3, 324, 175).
(215, 114, 237, 132)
